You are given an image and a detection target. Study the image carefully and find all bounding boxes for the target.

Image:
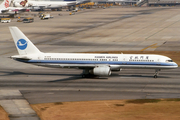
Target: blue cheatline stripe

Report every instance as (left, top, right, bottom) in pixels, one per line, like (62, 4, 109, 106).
(19, 60, 175, 66)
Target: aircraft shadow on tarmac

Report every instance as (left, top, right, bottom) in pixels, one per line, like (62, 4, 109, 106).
(49, 76, 109, 82)
(110, 73, 170, 78)
(0, 70, 77, 77)
(0, 70, 170, 81)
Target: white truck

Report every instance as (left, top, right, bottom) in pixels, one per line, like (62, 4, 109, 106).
(40, 13, 53, 20)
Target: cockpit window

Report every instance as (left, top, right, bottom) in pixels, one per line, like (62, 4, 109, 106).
(166, 60, 173, 62)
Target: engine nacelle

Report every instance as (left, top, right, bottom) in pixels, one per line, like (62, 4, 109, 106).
(93, 66, 111, 76)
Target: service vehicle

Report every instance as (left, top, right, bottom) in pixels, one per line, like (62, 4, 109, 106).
(1, 18, 11, 23)
(23, 17, 34, 23)
(40, 13, 53, 20)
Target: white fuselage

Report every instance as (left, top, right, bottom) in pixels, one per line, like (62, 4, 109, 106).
(12, 53, 178, 70)
(29, 1, 70, 7)
(13, 0, 76, 8)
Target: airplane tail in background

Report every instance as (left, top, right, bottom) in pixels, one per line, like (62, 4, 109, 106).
(0, 0, 12, 10)
(9, 26, 41, 55)
(64, 0, 76, 1)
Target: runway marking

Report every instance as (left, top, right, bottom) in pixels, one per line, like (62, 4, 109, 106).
(140, 43, 158, 51)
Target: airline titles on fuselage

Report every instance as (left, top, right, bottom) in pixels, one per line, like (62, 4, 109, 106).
(95, 56, 118, 58)
(130, 56, 149, 60)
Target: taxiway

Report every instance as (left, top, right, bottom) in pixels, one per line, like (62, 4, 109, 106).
(1, 6, 180, 119)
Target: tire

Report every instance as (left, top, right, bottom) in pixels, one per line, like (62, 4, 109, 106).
(154, 75, 157, 78)
(82, 74, 86, 78)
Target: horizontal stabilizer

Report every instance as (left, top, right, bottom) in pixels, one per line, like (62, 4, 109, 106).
(11, 55, 32, 60)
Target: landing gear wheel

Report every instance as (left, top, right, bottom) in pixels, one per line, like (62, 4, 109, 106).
(154, 75, 157, 78)
(153, 69, 160, 78)
(81, 74, 98, 78)
(82, 69, 90, 78)
(82, 74, 86, 78)
(82, 74, 90, 78)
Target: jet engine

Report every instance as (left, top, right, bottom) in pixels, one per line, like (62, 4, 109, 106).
(92, 66, 111, 76)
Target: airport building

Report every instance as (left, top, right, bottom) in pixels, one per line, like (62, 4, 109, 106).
(148, 0, 180, 6)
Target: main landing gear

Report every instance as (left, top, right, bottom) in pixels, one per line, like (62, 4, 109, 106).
(154, 69, 161, 78)
(82, 69, 89, 78)
(81, 69, 98, 78)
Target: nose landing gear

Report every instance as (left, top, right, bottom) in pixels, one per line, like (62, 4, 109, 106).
(154, 69, 161, 78)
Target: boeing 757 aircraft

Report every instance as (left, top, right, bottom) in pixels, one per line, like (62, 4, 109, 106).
(9, 27, 178, 78)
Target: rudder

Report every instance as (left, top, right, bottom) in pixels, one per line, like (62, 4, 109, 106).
(9, 26, 41, 55)
(0, 0, 12, 10)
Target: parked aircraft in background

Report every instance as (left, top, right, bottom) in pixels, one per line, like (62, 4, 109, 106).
(0, 0, 13, 14)
(9, 27, 178, 78)
(0, 0, 30, 14)
(13, 0, 77, 10)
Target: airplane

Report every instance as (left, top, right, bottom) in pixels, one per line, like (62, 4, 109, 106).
(0, 0, 30, 14)
(13, 0, 78, 11)
(0, 0, 13, 14)
(9, 26, 178, 78)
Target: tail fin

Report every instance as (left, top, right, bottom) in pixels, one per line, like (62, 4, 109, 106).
(9, 26, 41, 55)
(0, 0, 12, 10)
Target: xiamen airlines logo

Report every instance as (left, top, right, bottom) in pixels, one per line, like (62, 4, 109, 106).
(17, 39, 28, 50)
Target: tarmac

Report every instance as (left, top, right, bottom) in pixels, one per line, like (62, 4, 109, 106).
(0, 67, 180, 103)
(0, 90, 39, 120)
(1, 6, 180, 120)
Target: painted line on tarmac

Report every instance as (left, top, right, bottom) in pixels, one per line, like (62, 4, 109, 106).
(140, 43, 158, 51)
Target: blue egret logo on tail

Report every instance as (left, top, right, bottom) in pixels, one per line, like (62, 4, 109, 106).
(17, 39, 28, 50)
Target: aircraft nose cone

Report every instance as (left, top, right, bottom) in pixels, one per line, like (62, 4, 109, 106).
(173, 62, 178, 68)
